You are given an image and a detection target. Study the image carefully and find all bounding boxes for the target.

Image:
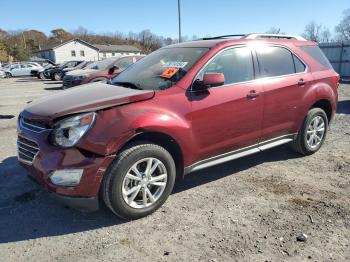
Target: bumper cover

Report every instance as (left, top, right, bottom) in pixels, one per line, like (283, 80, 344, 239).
(17, 122, 115, 210)
(51, 193, 99, 212)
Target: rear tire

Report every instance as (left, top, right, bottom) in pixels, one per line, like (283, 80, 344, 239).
(102, 141, 176, 220)
(290, 108, 328, 155)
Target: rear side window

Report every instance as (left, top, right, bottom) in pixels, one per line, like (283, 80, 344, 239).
(256, 46, 295, 77)
(293, 55, 306, 73)
(198, 47, 254, 85)
(300, 46, 332, 69)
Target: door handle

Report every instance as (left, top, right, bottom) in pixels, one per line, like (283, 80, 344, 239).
(247, 90, 259, 99)
(298, 78, 306, 86)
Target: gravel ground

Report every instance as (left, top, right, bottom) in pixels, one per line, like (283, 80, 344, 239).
(0, 77, 349, 261)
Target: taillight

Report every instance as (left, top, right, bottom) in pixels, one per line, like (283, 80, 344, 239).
(331, 74, 340, 88)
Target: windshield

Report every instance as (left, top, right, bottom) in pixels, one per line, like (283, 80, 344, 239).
(85, 58, 115, 70)
(74, 61, 91, 69)
(111, 47, 209, 90)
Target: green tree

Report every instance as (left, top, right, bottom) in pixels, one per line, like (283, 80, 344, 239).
(49, 28, 73, 43)
(0, 40, 8, 62)
(10, 45, 30, 61)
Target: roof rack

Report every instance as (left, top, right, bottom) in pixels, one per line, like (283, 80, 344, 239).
(244, 34, 307, 41)
(201, 33, 307, 41)
(201, 34, 246, 40)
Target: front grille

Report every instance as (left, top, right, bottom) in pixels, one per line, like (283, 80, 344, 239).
(19, 116, 50, 132)
(63, 75, 81, 87)
(17, 136, 39, 165)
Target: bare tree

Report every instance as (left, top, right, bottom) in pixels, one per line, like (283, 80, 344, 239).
(163, 37, 173, 46)
(266, 27, 285, 34)
(302, 22, 332, 42)
(335, 9, 350, 42)
(302, 22, 322, 42)
(320, 28, 332, 43)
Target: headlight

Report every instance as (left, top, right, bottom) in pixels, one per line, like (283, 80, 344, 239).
(73, 75, 86, 80)
(51, 112, 96, 147)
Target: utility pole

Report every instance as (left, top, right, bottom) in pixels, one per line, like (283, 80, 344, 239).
(178, 0, 182, 43)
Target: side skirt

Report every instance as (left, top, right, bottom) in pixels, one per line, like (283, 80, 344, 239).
(184, 134, 296, 175)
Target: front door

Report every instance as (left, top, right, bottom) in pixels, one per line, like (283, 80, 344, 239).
(190, 46, 263, 162)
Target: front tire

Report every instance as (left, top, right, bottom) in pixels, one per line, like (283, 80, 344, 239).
(53, 72, 62, 81)
(39, 72, 45, 79)
(102, 142, 176, 220)
(290, 108, 328, 155)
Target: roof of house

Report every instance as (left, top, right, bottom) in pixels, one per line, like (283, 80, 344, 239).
(34, 39, 99, 52)
(34, 39, 141, 54)
(92, 44, 141, 53)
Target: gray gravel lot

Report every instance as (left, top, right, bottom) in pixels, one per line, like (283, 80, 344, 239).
(0, 77, 349, 261)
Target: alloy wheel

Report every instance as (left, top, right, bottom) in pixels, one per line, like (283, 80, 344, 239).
(306, 115, 325, 149)
(121, 157, 168, 209)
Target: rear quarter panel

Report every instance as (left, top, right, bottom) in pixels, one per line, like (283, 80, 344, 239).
(295, 69, 338, 130)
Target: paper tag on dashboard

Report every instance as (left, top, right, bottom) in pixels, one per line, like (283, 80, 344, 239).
(163, 61, 188, 68)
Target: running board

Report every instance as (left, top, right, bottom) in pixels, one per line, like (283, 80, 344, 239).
(184, 134, 295, 174)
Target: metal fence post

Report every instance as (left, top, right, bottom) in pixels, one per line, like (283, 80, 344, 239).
(339, 43, 344, 76)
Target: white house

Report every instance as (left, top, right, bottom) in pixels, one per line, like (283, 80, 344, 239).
(34, 39, 142, 64)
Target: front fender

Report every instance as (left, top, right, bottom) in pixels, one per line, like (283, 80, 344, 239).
(78, 90, 194, 165)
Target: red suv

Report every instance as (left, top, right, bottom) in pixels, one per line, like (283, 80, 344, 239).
(17, 34, 339, 219)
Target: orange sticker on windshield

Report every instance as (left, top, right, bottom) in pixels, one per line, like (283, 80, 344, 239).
(160, 67, 179, 79)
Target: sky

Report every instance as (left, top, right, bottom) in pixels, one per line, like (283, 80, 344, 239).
(0, 0, 349, 39)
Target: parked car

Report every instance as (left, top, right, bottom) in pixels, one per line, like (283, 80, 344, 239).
(62, 56, 144, 88)
(44, 60, 84, 81)
(34, 61, 91, 80)
(0, 69, 5, 78)
(28, 59, 55, 67)
(4, 62, 43, 77)
(61, 60, 92, 78)
(17, 34, 339, 220)
(31, 63, 57, 79)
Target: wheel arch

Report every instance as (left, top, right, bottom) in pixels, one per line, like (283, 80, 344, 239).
(309, 99, 333, 123)
(117, 131, 185, 179)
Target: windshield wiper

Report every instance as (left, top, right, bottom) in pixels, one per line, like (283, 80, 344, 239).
(113, 81, 143, 90)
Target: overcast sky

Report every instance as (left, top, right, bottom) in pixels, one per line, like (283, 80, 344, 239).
(1, 0, 349, 38)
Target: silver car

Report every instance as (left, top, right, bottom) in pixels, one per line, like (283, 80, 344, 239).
(4, 62, 43, 77)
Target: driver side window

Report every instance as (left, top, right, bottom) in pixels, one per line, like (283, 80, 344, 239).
(197, 47, 254, 86)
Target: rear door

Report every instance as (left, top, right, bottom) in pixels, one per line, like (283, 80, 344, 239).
(190, 46, 264, 161)
(255, 45, 311, 142)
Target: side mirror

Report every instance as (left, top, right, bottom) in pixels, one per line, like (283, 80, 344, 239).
(108, 65, 119, 75)
(192, 73, 225, 91)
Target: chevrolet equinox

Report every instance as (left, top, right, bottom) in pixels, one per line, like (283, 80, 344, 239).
(17, 34, 339, 219)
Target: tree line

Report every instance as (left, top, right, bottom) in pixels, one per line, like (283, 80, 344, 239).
(1, 8, 349, 62)
(267, 9, 350, 43)
(0, 27, 169, 62)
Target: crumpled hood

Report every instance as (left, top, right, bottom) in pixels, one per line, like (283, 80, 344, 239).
(66, 69, 97, 76)
(23, 82, 155, 119)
